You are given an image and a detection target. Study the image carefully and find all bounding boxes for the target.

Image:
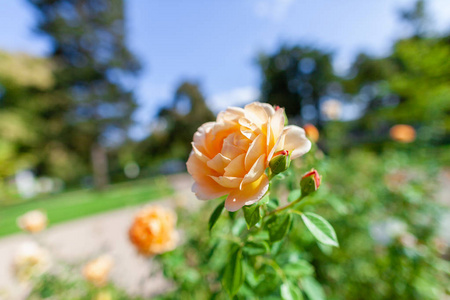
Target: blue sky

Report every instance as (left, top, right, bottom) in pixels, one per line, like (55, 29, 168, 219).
(0, 0, 449, 139)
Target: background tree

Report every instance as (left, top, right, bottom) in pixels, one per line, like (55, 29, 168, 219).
(342, 0, 450, 143)
(28, 0, 140, 189)
(258, 45, 336, 125)
(0, 51, 83, 181)
(135, 81, 215, 167)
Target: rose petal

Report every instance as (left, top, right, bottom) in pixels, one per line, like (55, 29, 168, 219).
(218, 107, 245, 123)
(244, 102, 269, 126)
(207, 153, 231, 173)
(187, 155, 230, 200)
(221, 134, 245, 159)
(191, 143, 209, 163)
(244, 134, 265, 171)
(259, 103, 276, 117)
(239, 117, 259, 139)
(224, 154, 246, 177)
(241, 154, 266, 188)
(192, 180, 229, 200)
(210, 176, 242, 188)
(225, 174, 269, 211)
(270, 108, 285, 145)
(280, 125, 312, 159)
(193, 122, 215, 156)
(233, 133, 252, 151)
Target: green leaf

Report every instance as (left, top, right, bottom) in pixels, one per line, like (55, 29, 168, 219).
(267, 213, 292, 243)
(255, 271, 280, 296)
(288, 189, 301, 202)
(208, 200, 225, 231)
(301, 277, 325, 300)
(228, 210, 237, 220)
(317, 242, 333, 256)
(232, 218, 247, 236)
(267, 198, 279, 210)
(281, 281, 304, 300)
(271, 240, 283, 256)
(243, 203, 262, 229)
(222, 248, 244, 297)
(284, 260, 314, 278)
(243, 241, 269, 256)
(301, 212, 339, 247)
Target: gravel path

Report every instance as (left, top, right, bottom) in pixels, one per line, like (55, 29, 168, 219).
(0, 174, 196, 300)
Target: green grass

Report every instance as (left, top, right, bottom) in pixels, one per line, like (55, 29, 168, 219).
(0, 176, 173, 238)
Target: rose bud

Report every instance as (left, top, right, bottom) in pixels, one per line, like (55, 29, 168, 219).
(269, 150, 290, 175)
(300, 169, 321, 196)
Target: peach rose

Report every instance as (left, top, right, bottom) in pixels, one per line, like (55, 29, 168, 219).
(187, 102, 311, 211)
(17, 210, 48, 233)
(129, 206, 179, 256)
(82, 255, 113, 287)
(13, 242, 51, 282)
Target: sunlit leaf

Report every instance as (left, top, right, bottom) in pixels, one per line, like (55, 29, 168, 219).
(284, 260, 314, 278)
(281, 281, 304, 300)
(301, 212, 339, 247)
(301, 277, 325, 300)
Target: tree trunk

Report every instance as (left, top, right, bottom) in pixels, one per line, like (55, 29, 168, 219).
(91, 143, 109, 189)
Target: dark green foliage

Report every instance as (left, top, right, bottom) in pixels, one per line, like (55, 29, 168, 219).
(209, 200, 225, 231)
(267, 213, 292, 243)
(258, 45, 335, 123)
(138, 82, 215, 164)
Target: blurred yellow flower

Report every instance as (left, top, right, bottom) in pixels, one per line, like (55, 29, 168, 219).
(186, 102, 311, 211)
(13, 242, 50, 282)
(93, 291, 112, 300)
(303, 123, 319, 143)
(129, 206, 178, 256)
(82, 255, 114, 287)
(389, 124, 416, 143)
(17, 210, 48, 233)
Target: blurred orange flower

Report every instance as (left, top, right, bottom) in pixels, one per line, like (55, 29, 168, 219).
(17, 210, 48, 233)
(186, 102, 311, 211)
(129, 206, 178, 256)
(303, 123, 319, 143)
(389, 124, 416, 143)
(82, 255, 113, 287)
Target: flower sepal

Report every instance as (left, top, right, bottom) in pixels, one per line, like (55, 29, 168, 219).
(269, 150, 291, 175)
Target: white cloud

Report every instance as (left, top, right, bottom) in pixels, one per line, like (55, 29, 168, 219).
(253, 0, 295, 21)
(209, 86, 260, 112)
